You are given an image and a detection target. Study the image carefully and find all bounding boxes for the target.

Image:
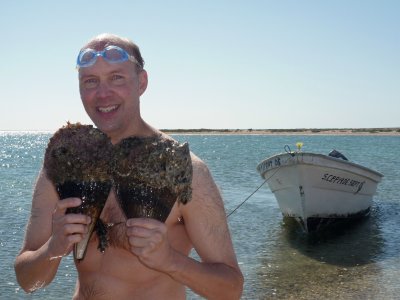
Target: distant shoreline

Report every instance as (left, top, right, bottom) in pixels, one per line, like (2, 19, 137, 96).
(162, 128, 400, 136)
(1, 128, 399, 136)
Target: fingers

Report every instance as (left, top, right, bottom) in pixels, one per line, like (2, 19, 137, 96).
(128, 231, 160, 258)
(125, 218, 173, 271)
(128, 229, 161, 247)
(52, 211, 91, 241)
(62, 222, 90, 235)
(53, 197, 82, 217)
(49, 199, 92, 259)
(65, 231, 87, 245)
(126, 218, 166, 252)
(126, 218, 166, 239)
(62, 213, 91, 225)
(126, 217, 163, 229)
(51, 197, 91, 245)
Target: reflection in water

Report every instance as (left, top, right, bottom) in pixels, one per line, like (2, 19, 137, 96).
(256, 207, 386, 299)
(284, 213, 384, 267)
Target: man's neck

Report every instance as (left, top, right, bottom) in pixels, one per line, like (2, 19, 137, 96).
(109, 120, 159, 144)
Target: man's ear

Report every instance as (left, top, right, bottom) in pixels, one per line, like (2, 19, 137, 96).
(138, 70, 148, 96)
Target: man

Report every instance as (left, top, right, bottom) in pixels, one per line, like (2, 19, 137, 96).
(14, 33, 243, 299)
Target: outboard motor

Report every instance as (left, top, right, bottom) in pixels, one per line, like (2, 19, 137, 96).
(328, 149, 348, 161)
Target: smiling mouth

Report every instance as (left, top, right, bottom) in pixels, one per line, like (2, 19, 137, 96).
(98, 105, 119, 113)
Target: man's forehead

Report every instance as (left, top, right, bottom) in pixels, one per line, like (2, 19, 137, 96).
(83, 40, 126, 52)
(84, 40, 107, 50)
(78, 60, 134, 78)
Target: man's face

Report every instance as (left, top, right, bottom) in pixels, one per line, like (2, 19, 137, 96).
(78, 56, 147, 142)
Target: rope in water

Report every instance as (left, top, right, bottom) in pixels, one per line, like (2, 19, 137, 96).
(226, 167, 281, 218)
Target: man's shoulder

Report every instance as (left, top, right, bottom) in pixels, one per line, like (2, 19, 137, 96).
(189, 153, 209, 175)
(156, 130, 207, 173)
(157, 130, 175, 142)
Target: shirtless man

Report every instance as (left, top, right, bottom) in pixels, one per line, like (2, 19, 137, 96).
(14, 33, 244, 299)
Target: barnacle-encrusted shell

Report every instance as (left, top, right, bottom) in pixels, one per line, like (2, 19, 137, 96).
(43, 122, 113, 260)
(112, 136, 193, 222)
(44, 122, 112, 183)
(43, 123, 193, 258)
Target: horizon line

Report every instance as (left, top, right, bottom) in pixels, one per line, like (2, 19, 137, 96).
(1, 127, 399, 133)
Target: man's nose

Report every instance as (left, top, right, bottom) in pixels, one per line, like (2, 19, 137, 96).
(96, 80, 112, 98)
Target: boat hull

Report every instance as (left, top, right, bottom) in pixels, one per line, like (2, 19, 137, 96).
(257, 152, 383, 232)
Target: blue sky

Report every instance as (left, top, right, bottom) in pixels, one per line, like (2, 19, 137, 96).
(1, 1, 399, 131)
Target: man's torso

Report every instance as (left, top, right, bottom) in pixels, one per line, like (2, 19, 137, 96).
(73, 190, 192, 299)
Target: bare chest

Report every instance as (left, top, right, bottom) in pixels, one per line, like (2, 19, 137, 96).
(93, 189, 190, 251)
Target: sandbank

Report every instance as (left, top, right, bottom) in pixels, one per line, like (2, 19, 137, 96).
(163, 128, 400, 136)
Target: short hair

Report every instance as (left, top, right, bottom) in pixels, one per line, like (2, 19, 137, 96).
(81, 33, 145, 69)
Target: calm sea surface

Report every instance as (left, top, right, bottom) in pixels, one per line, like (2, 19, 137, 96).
(1, 133, 399, 299)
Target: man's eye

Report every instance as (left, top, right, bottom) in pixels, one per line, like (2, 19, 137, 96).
(82, 78, 98, 88)
(111, 74, 125, 84)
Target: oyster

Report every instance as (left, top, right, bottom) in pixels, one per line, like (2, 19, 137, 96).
(112, 136, 192, 222)
(44, 122, 113, 260)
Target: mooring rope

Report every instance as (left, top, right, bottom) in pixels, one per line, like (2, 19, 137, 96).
(226, 167, 281, 218)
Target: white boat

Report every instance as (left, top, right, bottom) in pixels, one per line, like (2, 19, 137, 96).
(256, 147, 383, 232)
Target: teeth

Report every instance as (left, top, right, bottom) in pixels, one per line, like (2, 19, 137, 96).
(98, 105, 118, 113)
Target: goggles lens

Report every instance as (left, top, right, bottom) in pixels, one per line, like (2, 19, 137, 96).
(76, 45, 140, 69)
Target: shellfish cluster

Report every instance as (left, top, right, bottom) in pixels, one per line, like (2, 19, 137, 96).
(44, 123, 192, 260)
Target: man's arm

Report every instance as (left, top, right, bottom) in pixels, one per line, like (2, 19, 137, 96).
(127, 155, 244, 299)
(171, 154, 243, 299)
(14, 169, 90, 293)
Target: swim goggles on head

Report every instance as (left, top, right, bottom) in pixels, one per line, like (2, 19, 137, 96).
(76, 45, 141, 70)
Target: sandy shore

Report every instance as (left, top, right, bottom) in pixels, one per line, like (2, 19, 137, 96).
(162, 128, 400, 136)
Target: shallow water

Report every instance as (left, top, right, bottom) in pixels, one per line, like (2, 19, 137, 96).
(1, 133, 399, 299)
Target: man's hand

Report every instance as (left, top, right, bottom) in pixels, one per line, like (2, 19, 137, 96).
(126, 218, 175, 272)
(48, 198, 91, 259)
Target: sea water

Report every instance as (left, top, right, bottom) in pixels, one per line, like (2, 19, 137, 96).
(1, 133, 399, 299)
